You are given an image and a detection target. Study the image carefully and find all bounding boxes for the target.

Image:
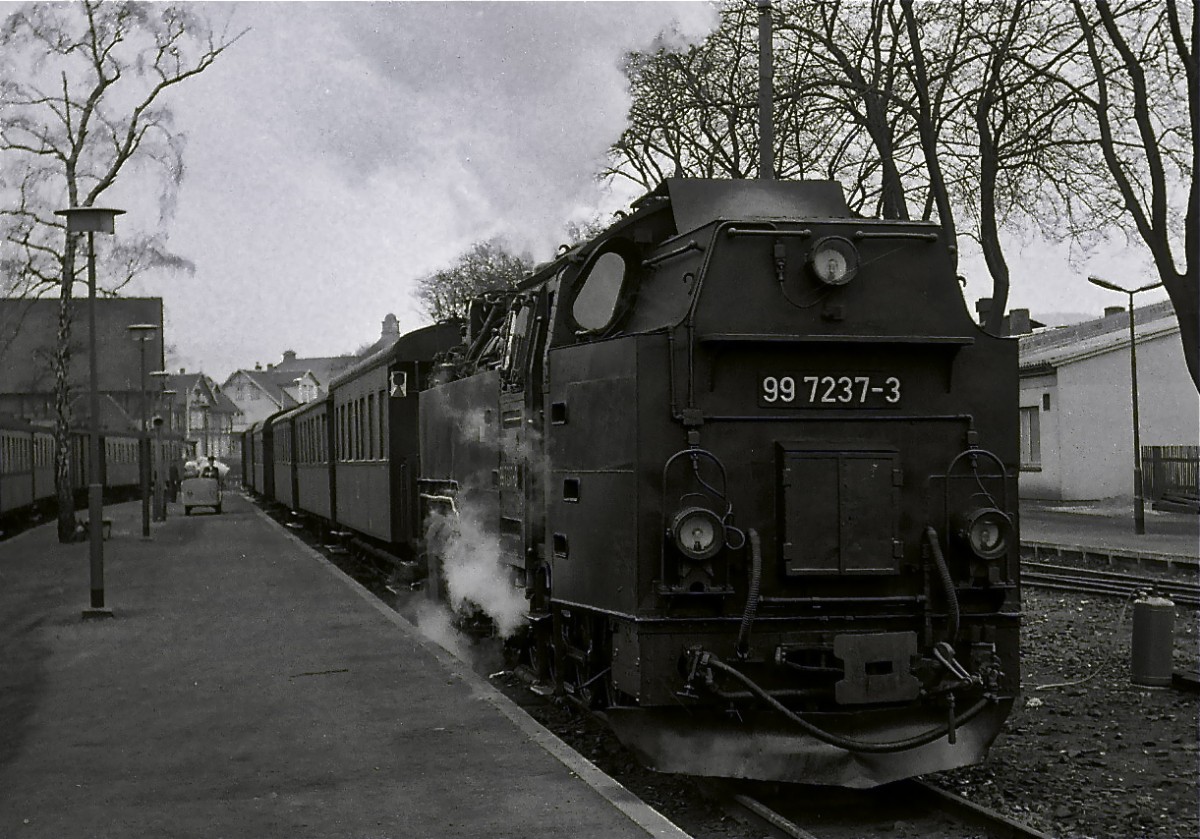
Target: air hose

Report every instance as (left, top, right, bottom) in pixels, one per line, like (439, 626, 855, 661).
(925, 525, 960, 643)
(703, 655, 990, 754)
(735, 528, 762, 659)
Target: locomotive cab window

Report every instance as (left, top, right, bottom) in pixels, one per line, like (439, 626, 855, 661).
(568, 239, 639, 335)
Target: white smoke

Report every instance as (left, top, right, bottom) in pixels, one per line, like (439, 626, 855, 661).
(412, 599, 470, 660)
(424, 503, 526, 639)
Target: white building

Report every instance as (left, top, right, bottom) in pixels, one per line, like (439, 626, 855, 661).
(1018, 300, 1198, 500)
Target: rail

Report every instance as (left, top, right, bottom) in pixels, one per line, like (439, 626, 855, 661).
(708, 777, 1054, 839)
(1022, 560, 1200, 607)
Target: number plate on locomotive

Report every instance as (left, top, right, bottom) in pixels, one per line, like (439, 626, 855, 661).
(759, 374, 902, 407)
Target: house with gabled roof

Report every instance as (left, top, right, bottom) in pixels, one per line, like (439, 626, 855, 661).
(160, 371, 241, 462)
(1017, 299, 1198, 501)
(221, 314, 404, 434)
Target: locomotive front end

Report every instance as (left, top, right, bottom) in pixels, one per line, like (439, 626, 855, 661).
(545, 179, 1020, 788)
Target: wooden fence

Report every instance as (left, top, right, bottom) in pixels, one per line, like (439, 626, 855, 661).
(1143, 445, 1199, 500)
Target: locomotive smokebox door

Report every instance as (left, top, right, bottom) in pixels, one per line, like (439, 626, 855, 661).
(778, 444, 901, 576)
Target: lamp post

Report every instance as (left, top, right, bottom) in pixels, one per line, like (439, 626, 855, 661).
(128, 324, 156, 539)
(150, 371, 171, 521)
(1087, 276, 1164, 535)
(55, 206, 125, 619)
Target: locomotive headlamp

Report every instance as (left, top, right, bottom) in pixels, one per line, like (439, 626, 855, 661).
(670, 507, 724, 562)
(808, 237, 858, 286)
(957, 507, 1012, 560)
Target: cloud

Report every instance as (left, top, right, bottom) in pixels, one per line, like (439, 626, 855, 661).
(120, 2, 722, 377)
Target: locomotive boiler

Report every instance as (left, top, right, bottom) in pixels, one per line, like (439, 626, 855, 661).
(417, 177, 1020, 787)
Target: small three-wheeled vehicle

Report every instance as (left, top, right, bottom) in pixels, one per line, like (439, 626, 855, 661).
(180, 474, 222, 515)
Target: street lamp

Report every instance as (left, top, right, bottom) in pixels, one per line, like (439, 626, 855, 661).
(55, 206, 126, 619)
(128, 323, 156, 539)
(1087, 275, 1164, 535)
(150, 371, 172, 521)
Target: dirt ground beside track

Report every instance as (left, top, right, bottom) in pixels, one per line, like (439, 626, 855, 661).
(932, 588, 1199, 839)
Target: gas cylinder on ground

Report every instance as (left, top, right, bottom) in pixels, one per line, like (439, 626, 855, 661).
(1130, 594, 1175, 687)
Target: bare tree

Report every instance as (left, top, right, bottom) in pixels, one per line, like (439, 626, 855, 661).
(1066, 0, 1197, 391)
(416, 240, 534, 322)
(1, 0, 244, 540)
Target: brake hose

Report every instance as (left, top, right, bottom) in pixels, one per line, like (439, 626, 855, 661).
(704, 655, 990, 754)
(925, 525, 960, 643)
(735, 528, 762, 659)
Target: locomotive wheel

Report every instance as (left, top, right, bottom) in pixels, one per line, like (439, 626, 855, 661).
(570, 659, 611, 710)
(564, 614, 611, 709)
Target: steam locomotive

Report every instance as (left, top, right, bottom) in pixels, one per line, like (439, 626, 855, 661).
(247, 178, 1020, 788)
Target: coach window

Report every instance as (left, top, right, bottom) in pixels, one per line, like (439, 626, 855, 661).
(368, 393, 376, 460)
(378, 389, 386, 459)
(357, 398, 365, 460)
(338, 406, 344, 460)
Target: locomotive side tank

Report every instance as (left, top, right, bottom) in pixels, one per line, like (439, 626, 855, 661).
(422, 178, 1020, 788)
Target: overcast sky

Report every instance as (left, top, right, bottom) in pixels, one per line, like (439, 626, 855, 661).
(89, 1, 1166, 382)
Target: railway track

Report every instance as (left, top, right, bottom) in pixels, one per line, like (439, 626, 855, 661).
(1022, 560, 1200, 607)
(708, 777, 1054, 839)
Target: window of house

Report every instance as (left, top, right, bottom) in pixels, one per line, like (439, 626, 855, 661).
(1020, 406, 1041, 469)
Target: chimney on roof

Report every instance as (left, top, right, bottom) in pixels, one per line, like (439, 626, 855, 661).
(975, 297, 993, 327)
(382, 313, 399, 338)
(267, 363, 274, 370)
(179, 367, 185, 374)
(1008, 308, 1032, 335)
(1105, 305, 1125, 318)
(255, 362, 262, 371)
(283, 349, 296, 362)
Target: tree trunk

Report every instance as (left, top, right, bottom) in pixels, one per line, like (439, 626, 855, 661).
(54, 241, 77, 542)
(1161, 271, 1200, 393)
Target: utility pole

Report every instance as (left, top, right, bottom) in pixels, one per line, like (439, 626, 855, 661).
(758, 0, 774, 180)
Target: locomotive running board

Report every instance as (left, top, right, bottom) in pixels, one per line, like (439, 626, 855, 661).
(604, 700, 1013, 789)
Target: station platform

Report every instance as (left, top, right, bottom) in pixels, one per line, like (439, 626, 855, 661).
(1020, 498, 1199, 569)
(0, 494, 689, 839)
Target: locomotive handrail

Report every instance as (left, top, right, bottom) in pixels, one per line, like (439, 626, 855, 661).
(724, 227, 813, 238)
(696, 333, 974, 345)
(700, 413, 978, 423)
(853, 230, 939, 242)
(642, 239, 704, 268)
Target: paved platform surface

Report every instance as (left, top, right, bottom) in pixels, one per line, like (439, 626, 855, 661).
(1020, 498, 1199, 568)
(0, 493, 688, 839)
